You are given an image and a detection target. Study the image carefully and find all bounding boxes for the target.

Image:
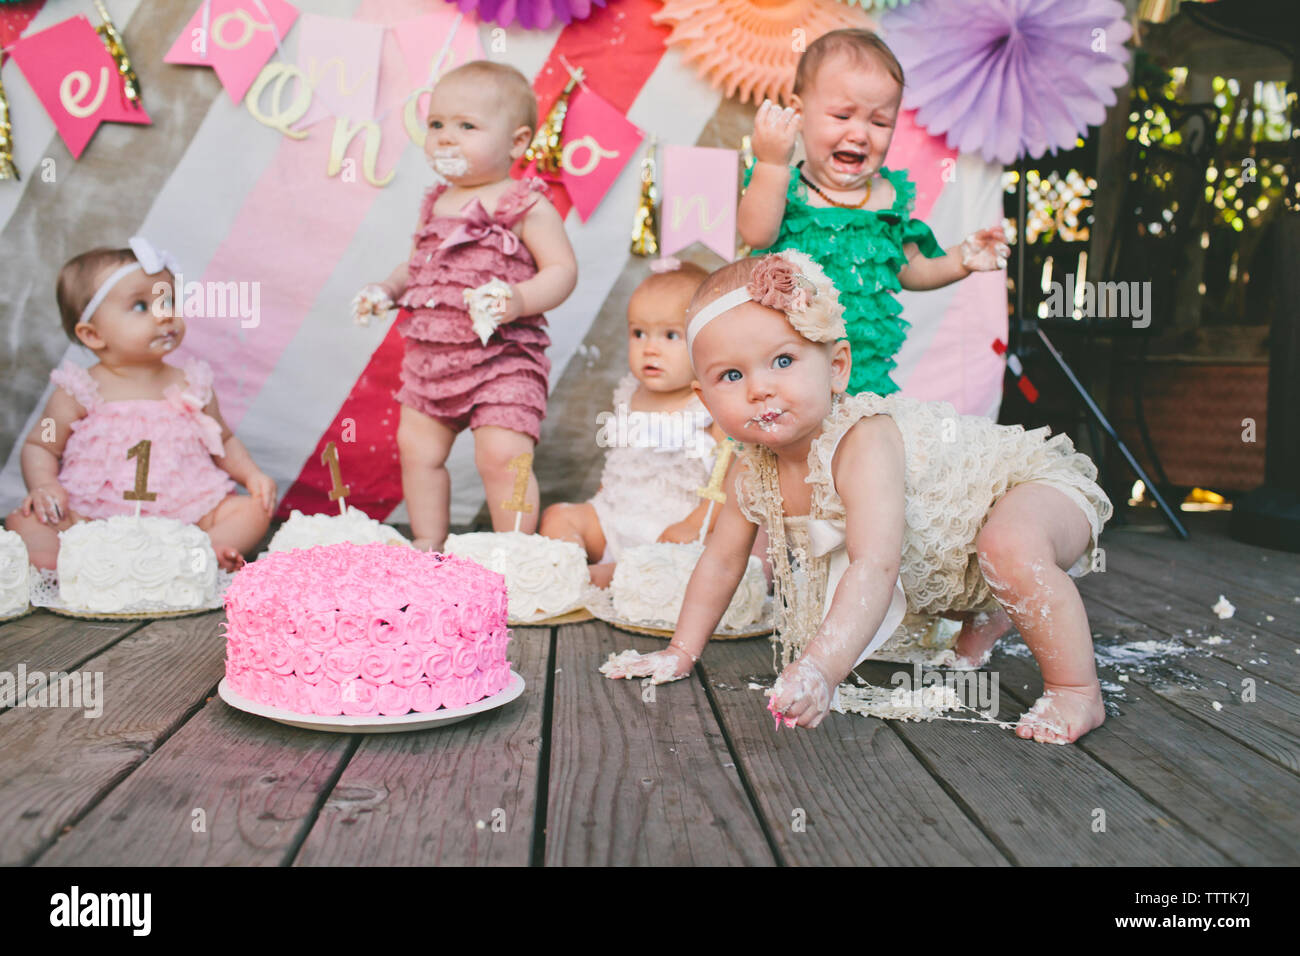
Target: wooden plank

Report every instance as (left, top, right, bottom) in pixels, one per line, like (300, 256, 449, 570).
(991, 649, 1300, 865)
(293, 627, 551, 867)
(0, 612, 224, 865)
(1078, 559, 1300, 688)
(1070, 593, 1300, 774)
(36, 701, 355, 867)
(0, 611, 144, 703)
(872, 657, 1229, 865)
(703, 639, 1011, 866)
(544, 622, 774, 866)
(1098, 538, 1299, 646)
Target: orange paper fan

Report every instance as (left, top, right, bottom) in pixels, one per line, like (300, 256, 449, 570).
(653, 0, 872, 106)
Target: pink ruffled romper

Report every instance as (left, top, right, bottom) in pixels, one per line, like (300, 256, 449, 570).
(51, 359, 236, 524)
(395, 177, 553, 442)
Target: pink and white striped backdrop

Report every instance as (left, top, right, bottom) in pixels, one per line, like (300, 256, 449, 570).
(0, 0, 1005, 527)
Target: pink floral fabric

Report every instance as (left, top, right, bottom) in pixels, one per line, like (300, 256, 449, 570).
(395, 177, 553, 441)
(50, 359, 235, 523)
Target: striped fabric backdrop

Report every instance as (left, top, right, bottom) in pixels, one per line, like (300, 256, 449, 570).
(0, 0, 1005, 527)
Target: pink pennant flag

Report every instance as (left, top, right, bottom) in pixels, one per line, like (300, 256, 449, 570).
(293, 13, 384, 128)
(392, 10, 484, 89)
(660, 145, 737, 261)
(164, 0, 299, 105)
(8, 15, 151, 160)
(557, 85, 642, 222)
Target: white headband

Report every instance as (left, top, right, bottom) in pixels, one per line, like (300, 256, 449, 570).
(686, 286, 752, 352)
(78, 236, 181, 327)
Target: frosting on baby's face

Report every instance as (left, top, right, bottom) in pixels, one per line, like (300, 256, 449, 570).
(423, 76, 532, 187)
(793, 51, 902, 195)
(691, 300, 850, 459)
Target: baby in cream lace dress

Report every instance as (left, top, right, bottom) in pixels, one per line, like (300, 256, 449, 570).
(541, 263, 727, 586)
(603, 250, 1113, 745)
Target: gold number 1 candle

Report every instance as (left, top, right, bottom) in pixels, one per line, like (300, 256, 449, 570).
(322, 441, 351, 514)
(123, 439, 157, 503)
(503, 452, 534, 533)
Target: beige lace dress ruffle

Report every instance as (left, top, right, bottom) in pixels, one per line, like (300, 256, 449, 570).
(736, 393, 1113, 668)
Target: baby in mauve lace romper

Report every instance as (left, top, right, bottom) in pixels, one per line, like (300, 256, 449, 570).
(5, 239, 276, 571)
(540, 262, 730, 587)
(353, 61, 577, 551)
(604, 251, 1115, 745)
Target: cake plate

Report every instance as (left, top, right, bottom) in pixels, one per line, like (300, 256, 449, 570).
(510, 605, 593, 627)
(32, 569, 234, 621)
(217, 670, 526, 734)
(0, 605, 33, 624)
(585, 587, 774, 641)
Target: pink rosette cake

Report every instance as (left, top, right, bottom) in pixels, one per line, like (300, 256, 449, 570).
(224, 543, 513, 717)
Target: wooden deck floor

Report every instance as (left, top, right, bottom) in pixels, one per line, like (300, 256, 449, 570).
(1, 512, 1296, 866)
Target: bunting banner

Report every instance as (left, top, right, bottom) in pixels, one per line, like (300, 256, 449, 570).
(659, 144, 736, 261)
(7, 14, 150, 159)
(555, 83, 642, 222)
(292, 12, 382, 128)
(164, 0, 300, 105)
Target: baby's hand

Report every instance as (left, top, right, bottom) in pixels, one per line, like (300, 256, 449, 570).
(245, 471, 277, 515)
(767, 655, 834, 729)
(352, 284, 393, 327)
(21, 482, 69, 525)
(463, 279, 515, 344)
(959, 226, 1011, 273)
(751, 99, 801, 167)
(600, 645, 695, 685)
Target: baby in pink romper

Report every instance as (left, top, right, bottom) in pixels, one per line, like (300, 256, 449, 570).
(5, 240, 276, 571)
(353, 61, 578, 551)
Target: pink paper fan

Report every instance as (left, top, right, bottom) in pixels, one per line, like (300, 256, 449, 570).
(881, 0, 1132, 164)
(654, 0, 872, 106)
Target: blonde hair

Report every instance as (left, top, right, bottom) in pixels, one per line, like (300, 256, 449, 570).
(55, 247, 138, 341)
(630, 261, 709, 321)
(436, 61, 538, 133)
(794, 29, 904, 97)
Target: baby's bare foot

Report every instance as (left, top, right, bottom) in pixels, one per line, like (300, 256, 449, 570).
(953, 606, 1013, 669)
(1015, 683, 1105, 744)
(215, 546, 245, 572)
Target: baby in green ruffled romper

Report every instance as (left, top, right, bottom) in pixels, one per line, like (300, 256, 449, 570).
(738, 28, 1010, 397)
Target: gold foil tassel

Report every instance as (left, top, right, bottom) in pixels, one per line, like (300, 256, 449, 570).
(629, 137, 658, 257)
(524, 65, 582, 175)
(0, 69, 17, 182)
(93, 0, 142, 108)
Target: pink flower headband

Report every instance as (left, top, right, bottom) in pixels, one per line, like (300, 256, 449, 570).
(686, 250, 846, 354)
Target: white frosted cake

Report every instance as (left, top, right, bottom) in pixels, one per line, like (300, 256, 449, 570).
(0, 529, 30, 618)
(58, 516, 219, 613)
(268, 506, 409, 553)
(443, 531, 586, 623)
(611, 542, 767, 631)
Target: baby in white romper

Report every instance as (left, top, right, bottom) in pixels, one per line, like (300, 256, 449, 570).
(540, 262, 727, 586)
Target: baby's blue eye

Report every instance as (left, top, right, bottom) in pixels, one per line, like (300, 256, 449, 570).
(722, 369, 742, 383)
(429, 119, 442, 129)
(774, 354, 793, 369)
(460, 122, 474, 130)
(131, 301, 148, 312)
(666, 331, 681, 340)
(632, 329, 644, 338)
